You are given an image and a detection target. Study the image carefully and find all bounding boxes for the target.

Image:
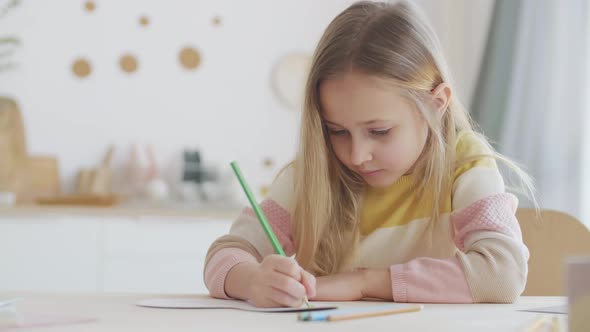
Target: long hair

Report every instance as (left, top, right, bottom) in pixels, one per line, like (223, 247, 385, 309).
(291, 1, 535, 276)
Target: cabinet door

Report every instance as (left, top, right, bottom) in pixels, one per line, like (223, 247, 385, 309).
(102, 217, 232, 293)
(0, 216, 101, 291)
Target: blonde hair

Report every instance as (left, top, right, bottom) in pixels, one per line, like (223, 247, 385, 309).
(290, 1, 536, 276)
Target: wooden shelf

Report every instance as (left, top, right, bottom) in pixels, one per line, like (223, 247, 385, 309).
(0, 203, 242, 219)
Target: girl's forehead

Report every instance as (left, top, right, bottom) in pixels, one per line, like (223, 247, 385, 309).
(321, 71, 399, 94)
(319, 72, 413, 124)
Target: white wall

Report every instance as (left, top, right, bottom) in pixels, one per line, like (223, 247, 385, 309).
(0, 0, 494, 195)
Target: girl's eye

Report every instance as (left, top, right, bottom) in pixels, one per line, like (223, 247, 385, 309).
(370, 129, 391, 136)
(328, 128, 347, 136)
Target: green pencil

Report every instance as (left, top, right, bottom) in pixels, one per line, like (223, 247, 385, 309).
(230, 161, 311, 308)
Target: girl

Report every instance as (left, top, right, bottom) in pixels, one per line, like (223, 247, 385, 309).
(204, 0, 534, 307)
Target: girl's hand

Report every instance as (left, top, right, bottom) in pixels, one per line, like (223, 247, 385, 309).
(309, 271, 365, 301)
(310, 268, 393, 301)
(247, 255, 316, 308)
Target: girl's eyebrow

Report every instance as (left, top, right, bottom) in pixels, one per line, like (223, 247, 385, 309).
(359, 119, 387, 125)
(324, 120, 342, 127)
(324, 119, 388, 126)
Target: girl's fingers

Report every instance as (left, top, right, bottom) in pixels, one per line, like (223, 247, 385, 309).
(259, 296, 283, 308)
(300, 270, 317, 298)
(270, 256, 303, 281)
(269, 287, 304, 308)
(269, 272, 306, 299)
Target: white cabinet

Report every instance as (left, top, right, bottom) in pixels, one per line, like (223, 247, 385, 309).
(0, 212, 233, 294)
(101, 218, 232, 294)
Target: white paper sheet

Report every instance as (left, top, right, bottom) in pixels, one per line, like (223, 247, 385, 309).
(136, 297, 338, 312)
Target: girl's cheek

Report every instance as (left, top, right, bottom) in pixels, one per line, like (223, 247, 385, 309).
(331, 144, 349, 164)
(385, 146, 414, 171)
(380, 142, 402, 162)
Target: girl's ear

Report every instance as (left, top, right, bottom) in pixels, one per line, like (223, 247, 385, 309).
(430, 82, 452, 118)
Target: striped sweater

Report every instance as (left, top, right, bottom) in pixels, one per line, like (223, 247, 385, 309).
(204, 131, 529, 303)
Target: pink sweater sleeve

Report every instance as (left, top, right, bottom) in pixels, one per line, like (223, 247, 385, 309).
(390, 256, 473, 303)
(204, 199, 295, 299)
(204, 248, 258, 299)
(390, 193, 527, 303)
(243, 199, 296, 256)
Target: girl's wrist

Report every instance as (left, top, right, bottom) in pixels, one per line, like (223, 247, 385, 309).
(357, 268, 370, 298)
(361, 268, 393, 300)
(225, 261, 259, 301)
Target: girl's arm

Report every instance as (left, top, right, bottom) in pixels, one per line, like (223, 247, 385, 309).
(203, 168, 298, 299)
(386, 192, 528, 303)
(380, 133, 528, 304)
(312, 193, 527, 304)
(311, 268, 392, 301)
(313, 132, 528, 303)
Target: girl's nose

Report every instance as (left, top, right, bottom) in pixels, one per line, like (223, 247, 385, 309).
(350, 139, 373, 166)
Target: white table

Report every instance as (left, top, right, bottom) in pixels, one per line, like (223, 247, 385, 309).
(0, 292, 567, 331)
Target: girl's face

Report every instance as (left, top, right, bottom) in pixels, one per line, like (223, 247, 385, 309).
(320, 72, 429, 188)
